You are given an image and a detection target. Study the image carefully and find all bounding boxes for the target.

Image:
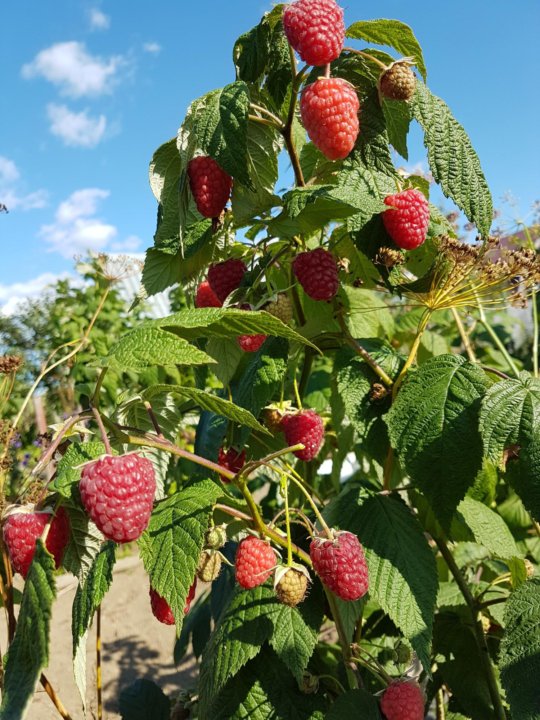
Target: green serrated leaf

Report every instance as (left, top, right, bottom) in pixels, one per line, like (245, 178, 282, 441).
(326, 491, 437, 670)
(138, 479, 222, 632)
(1, 542, 56, 720)
(62, 505, 104, 582)
(231, 118, 281, 226)
(412, 81, 493, 237)
(206, 337, 244, 386)
(387, 355, 489, 529)
(506, 431, 540, 524)
(199, 585, 320, 718)
(72, 542, 116, 709)
(192, 81, 252, 187)
(149, 139, 182, 246)
(480, 372, 540, 466)
(53, 441, 105, 500)
(325, 689, 381, 719)
(233, 19, 269, 83)
(346, 19, 427, 80)
(118, 679, 171, 720)
(338, 152, 395, 232)
(382, 98, 411, 159)
(155, 308, 319, 351)
(142, 385, 269, 435)
(500, 578, 540, 719)
(456, 497, 521, 562)
(265, 20, 291, 111)
(107, 326, 215, 371)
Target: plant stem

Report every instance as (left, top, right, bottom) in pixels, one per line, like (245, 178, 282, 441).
(286, 473, 333, 539)
(249, 103, 284, 128)
(451, 308, 477, 362)
(298, 348, 314, 399)
(477, 300, 520, 378)
(481, 366, 510, 380)
(40, 674, 73, 719)
(91, 407, 111, 455)
(434, 535, 506, 720)
(242, 443, 306, 477)
(248, 114, 282, 129)
(325, 589, 359, 690)
(436, 688, 446, 720)
(96, 605, 103, 720)
(91, 367, 108, 406)
(520, 222, 539, 377)
(0, 547, 15, 642)
(392, 309, 432, 398)
(343, 47, 388, 71)
(282, 46, 305, 187)
(336, 313, 393, 387)
(0, 284, 111, 490)
(282, 476, 293, 566)
(143, 401, 164, 438)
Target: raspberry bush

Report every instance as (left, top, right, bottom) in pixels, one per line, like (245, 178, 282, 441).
(1, 3, 540, 720)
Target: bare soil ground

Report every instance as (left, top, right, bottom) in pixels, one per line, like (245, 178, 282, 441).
(2, 557, 197, 719)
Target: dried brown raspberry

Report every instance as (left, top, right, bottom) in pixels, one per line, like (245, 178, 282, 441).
(197, 550, 222, 583)
(379, 61, 417, 102)
(275, 566, 310, 606)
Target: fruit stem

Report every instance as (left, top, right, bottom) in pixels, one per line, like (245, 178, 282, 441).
(434, 535, 507, 720)
(243, 443, 306, 477)
(282, 45, 306, 187)
(96, 604, 103, 720)
(392, 308, 432, 398)
(249, 114, 282, 130)
(91, 367, 108, 406)
(293, 376, 303, 410)
(298, 347, 314, 399)
(285, 472, 333, 539)
(91, 406, 112, 455)
(343, 47, 388, 71)
(143, 401, 164, 438)
(323, 63, 331, 79)
(281, 476, 293, 566)
(249, 103, 284, 128)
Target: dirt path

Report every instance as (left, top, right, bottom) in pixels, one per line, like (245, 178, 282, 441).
(2, 557, 197, 719)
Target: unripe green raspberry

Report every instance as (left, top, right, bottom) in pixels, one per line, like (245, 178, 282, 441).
(197, 550, 222, 583)
(264, 293, 293, 325)
(204, 524, 227, 550)
(379, 61, 416, 101)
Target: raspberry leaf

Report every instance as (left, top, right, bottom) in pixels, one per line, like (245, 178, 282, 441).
(208, 647, 327, 720)
(479, 372, 540, 466)
(500, 578, 540, 719)
(53, 440, 105, 500)
(412, 81, 493, 238)
(455, 497, 522, 564)
(62, 505, 104, 582)
(346, 19, 427, 80)
(118, 679, 170, 720)
(138, 479, 222, 633)
(233, 19, 270, 84)
(0, 542, 56, 720)
(387, 354, 490, 529)
(326, 689, 381, 719)
(191, 81, 252, 188)
(264, 18, 291, 111)
(325, 492, 438, 670)
(199, 585, 320, 717)
(107, 326, 215, 371)
(72, 542, 116, 710)
(141, 385, 270, 435)
(382, 98, 412, 160)
(506, 431, 540, 524)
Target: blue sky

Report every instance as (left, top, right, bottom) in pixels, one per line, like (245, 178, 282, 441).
(1, 0, 539, 313)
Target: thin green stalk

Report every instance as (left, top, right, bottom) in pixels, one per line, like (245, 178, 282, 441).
(282, 476, 293, 566)
(477, 300, 520, 378)
(520, 222, 539, 377)
(392, 308, 432, 398)
(325, 589, 359, 690)
(434, 535, 506, 720)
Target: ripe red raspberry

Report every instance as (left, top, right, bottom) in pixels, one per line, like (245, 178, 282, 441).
(207, 258, 247, 303)
(281, 409, 324, 461)
(217, 446, 246, 483)
(235, 536, 276, 589)
(187, 156, 232, 219)
(80, 454, 156, 543)
(383, 188, 430, 250)
(379, 61, 417, 102)
(310, 530, 369, 601)
(380, 680, 425, 720)
(3, 506, 70, 578)
(149, 580, 197, 625)
(300, 78, 359, 160)
(293, 248, 339, 301)
(238, 333, 267, 352)
(283, 0, 345, 67)
(195, 280, 222, 308)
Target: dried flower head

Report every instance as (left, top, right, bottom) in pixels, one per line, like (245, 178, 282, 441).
(0, 356, 23, 375)
(375, 247, 405, 268)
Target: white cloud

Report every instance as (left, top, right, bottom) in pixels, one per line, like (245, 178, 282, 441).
(0, 156, 20, 184)
(22, 41, 124, 97)
(0, 157, 48, 212)
(89, 8, 110, 30)
(111, 235, 142, 252)
(143, 42, 161, 55)
(40, 189, 117, 258)
(47, 104, 107, 147)
(0, 272, 72, 316)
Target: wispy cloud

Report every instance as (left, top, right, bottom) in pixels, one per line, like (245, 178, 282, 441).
(0, 156, 48, 212)
(40, 189, 117, 258)
(111, 235, 142, 252)
(47, 104, 107, 147)
(143, 42, 162, 55)
(89, 8, 110, 30)
(22, 41, 125, 97)
(0, 272, 72, 316)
